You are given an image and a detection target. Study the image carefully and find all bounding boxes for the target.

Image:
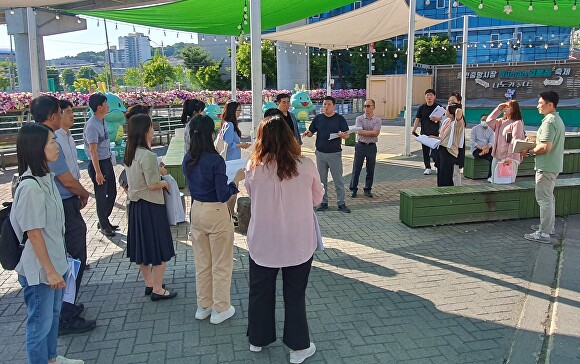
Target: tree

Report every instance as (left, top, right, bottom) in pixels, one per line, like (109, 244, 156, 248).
(180, 45, 214, 72)
(235, 40, 276, 89)
(67, 51, 104, 63)
(46, 67, 63, 91)
(142, 51, 175, 88)
(124, 67, 143, 86)
(61, 68, 76, 90)
(414, 36, 457, 65)
(77, 66, 97, 81)
(309, 52, 327, 89)
(347, 41, 397, 89)
(73, 78, 96, 93)
(195, 62, 228, 90)
(0, 75, 9, 90)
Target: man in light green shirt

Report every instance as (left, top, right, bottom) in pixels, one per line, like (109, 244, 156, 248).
(524, 91, 565, 243)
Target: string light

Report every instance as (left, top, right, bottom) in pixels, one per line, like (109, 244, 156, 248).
(529, 0, 533, 11)
(554, 0, 558, 10)
(115, 23, 118, 30)
(77, 18, 82, 24)
(55, 13, 60, 20)
(573, 0, 577, 10)
(478, 0, 484, 9)
(97, 19, 100, 27)
(9, 8, 15, 15)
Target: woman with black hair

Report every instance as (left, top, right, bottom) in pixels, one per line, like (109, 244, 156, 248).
(182, 99, 206, 153)
(12, 123, 84, 364)
(220, 100, 250, 161)
(182, 114, 245, 325)
(124, 114, 177, 301)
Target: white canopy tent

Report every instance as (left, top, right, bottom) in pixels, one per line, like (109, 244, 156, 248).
(262, 0, 446, 50)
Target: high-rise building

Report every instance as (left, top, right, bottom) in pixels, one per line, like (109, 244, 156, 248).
(118, 32, 151, 68)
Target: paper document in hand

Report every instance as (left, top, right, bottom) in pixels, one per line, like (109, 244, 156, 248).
(225, 158, 248, 183)
(512, 139, 536, 153)
(429, 105, 446, 120)
(415, 134, 440, 149)
(63, 256, 81, 304)
(328, 126, 363, 140)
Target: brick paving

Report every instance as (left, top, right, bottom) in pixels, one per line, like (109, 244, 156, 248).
(0, 122, 577, 363)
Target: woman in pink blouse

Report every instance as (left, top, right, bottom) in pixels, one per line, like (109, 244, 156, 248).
(245, 115, 323, 364)
(486, 100, 525, 183)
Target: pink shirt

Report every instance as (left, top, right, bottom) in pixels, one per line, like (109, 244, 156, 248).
(486, 106, 525, 163)
(245, 157, 324, 268)
(355, 114, 382, 144)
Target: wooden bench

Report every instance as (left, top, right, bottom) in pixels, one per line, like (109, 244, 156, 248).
(464, 149, 580, 179)
(162, 134, 186, 189)
(0, 133, 18, 170)
(400, 178, 580, 227)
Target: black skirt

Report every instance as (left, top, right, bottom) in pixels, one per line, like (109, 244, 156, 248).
(127, 199, 175, 265)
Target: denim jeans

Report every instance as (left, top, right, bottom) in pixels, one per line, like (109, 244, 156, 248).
(18, 275, 64, 364)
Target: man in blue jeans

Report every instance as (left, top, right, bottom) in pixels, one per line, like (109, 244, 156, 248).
(84, 94, 118, 237)
(303, 96, 351, 213)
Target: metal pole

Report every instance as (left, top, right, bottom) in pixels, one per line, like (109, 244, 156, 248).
(249, 0, 262, 142)
(26, 7, 41, 97)
(404, 0, 417, 157)
(103, 19, 113, 91)
(326, 49, 331, 96)
(230, 36, 237, 101)
(368, 44, 372, 76)
(447, 0, 452, 39)
(9, 35, 15, 91)
(461, 15, 468, 107)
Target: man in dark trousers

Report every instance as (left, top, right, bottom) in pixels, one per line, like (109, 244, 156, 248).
(276, 93, 302, 144)
(411, 89, 441, 175)
(31, 96, 96, 335)
(349, 99, 381, 198)
(84, 93, 117, 237)
(303, 96, 351, 213)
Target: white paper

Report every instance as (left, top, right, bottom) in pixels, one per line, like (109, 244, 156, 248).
(328, 126, 363, 140)
(313, 211, 325, 251)
(415, 134, 441, 149)
(225, 158, 248, 183)
(63, 256, 81, 304)
(512, 139, 536, 153)
(162, 174, 186, 225)
(429, 105, 447, 119)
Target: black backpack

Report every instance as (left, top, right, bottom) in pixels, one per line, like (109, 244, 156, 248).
(0, 176, 38, 270)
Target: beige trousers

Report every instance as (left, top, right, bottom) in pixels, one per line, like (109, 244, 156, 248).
(190, 200, 234, 312)
(535, 171, 558, 235)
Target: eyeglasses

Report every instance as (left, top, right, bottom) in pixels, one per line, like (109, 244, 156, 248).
(364, 105, 373, 108)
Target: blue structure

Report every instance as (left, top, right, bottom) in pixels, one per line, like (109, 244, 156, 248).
(310, 0, 571, 65)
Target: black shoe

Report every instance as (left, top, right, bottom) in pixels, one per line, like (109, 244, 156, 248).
(73, 303, 85, 316)
(338, 204, 351, 213)
(364, 190, 373, 198)
(100, 228, 116, 237)
(145, 284, 166, 296)
(350, 190, 357, 198)
(97, 223, 119, 230)
(315, 203, 329, 212)
(58, 316, 96, 336)
(151, 289, 177, 302)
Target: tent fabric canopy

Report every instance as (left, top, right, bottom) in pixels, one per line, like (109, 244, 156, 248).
(64, 0, 355, 36)
(262, 0, 447, 50)
(460, 0, 580, 27)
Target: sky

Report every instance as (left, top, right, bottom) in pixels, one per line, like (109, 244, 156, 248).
(0, 16, 198, 60)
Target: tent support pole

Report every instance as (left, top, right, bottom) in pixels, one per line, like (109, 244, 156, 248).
(27, 7, 41, 97)
(326, 49, 331, 96)
(250, 0, 262, 142)
(231, 36, 237, 101)
(404, 0, 416, 157)
(461, 15, 468, 108)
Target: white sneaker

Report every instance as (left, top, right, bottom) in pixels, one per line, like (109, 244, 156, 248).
(55, 356, 84, 364)
(210, 305, 235, 324)
(531, 225, 556, 235)
(424, 168, 432, 175)
(249, 344, 262, 352)
(434, 167, 438, 174)
(290, 342, 316, 363)
(195, 306, 212, 320)
(524, 231, 551, 244)
(487, 177, 493, 183)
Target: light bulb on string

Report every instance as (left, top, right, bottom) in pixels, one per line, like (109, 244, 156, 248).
(9, 9, 15, 15)
(545, 43, 549, 49)
(478, 0, 484, 9)
(176, 32, 179, 38)
(77, 18, 82, 24)
(148, 28, 151, 35)
(97, 19, 100, 27)
(133, 25, 136, 32)
(163, 30, 166, 36)
(529, 0, 533, 10)
(425, 0, 431, 5)
(554, 0, 558, 10)
(573, 0, 577, 10)
(115, 23, 118, 30)
(55, 14, 60, 20)
(453, 1, 458, 6)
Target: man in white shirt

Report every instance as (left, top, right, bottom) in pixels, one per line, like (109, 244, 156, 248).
(470, 114, 495, 178)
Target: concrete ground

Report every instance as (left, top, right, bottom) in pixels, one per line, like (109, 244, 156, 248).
(0, 120, 578, 363)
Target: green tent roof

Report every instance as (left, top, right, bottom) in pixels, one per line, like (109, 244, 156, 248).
(460, 0, 580, 27)
(66, 0, 355, 35)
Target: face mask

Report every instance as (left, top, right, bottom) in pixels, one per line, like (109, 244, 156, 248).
(480, 121, 488, 128)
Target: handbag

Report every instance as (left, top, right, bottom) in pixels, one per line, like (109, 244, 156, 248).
(214, 122, 228, 159)
(493, 160, 513, 184)
(162, 174, 186, 225)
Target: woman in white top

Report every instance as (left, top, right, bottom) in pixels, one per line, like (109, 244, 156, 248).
(12, 122, 83, 364)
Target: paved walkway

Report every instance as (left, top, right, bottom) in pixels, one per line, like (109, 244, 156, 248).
(0, 122, 578, 363)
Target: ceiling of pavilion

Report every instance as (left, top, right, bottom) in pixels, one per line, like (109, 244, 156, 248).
(60, 0, 357, 36)
(460, 0, 580, 26)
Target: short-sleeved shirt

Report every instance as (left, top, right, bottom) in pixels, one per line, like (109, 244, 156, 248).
(308, 113, 349, 153)
(12, 170, 68, 286)
(83, 114, 111, 160)
(355, 114, 382, 144)
(48, 143, 75, 199)
(55, 128, 80, 179)
(126, 147, 164, 205)
(535, 111, 565, 173)
(415, 103, 441, 136)
(222, 121, 241, 161)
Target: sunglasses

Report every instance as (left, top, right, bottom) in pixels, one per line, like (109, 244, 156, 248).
(364, 105, 373, 108)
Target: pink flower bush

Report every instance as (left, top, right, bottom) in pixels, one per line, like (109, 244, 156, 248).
(0, 89, 366, 113)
